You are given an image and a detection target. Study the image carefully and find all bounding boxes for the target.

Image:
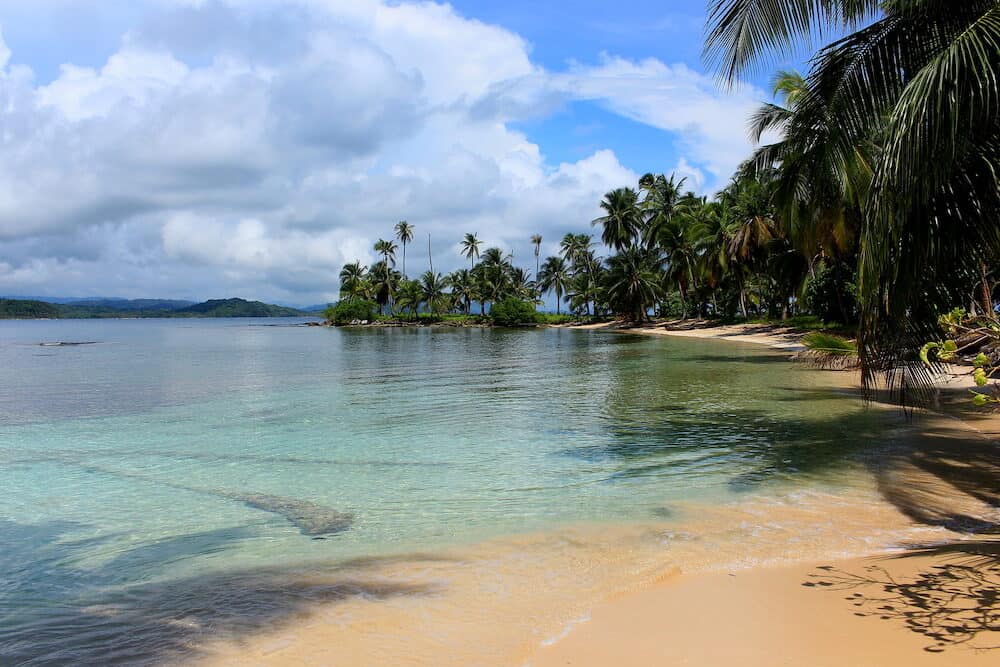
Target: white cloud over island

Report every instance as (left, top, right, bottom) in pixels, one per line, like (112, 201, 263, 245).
(0, 0, 764, 303)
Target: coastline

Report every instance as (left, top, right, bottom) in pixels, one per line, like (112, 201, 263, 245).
(192, 321, 999, 666)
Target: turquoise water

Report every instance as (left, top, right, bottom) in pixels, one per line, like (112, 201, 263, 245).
(0, 319, 887, 665)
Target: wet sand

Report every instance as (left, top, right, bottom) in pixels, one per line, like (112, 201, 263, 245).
(192, 322, 999, 666)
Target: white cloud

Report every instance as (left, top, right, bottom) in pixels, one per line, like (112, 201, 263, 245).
(0, 1, 758, 303)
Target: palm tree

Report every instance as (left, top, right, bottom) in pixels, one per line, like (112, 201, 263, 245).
(338, 261, 370, 301)
(460, 233, 482, 269)
(509, 266, 537, 302)
(394, 221, 414, 277)
(530, 234, 543, 276)
(537, 256, 570, 315)
(604, 247, 664, 322)
(373, 239, 398, 267)
(420, 271, 448, 314)
(369, 260, 399, 315)
(593, 188, 642, 251)
(447, 269, 477, 314)
(657, 217, 700, 319)
(704, 0, 1000, 391)
(639, 173, 689, 249)
(395, 279, 423, 317)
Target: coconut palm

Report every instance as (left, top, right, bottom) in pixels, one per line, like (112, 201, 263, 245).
(704, 0, 1000, 390)
(369, 260, 399, 315)
(537, 256, 571, 315)
(460, 233, 482, 269)
(373, 239, 398, 267)
(420, 271, 448, 314)
(395, 279, 423, 317)
(639, 173, 689, 250)
(593, 188, 642, 251)
(447, 269, 477, 314)
(604, 247, 664, 322)
(338, 261, 370, 301)
(394, 221, 414, 277)
(530, 234, 543, 276)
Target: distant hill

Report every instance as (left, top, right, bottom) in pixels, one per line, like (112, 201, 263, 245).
(0, 297, 311, 319)
(174, 298, 306, 317)
(0, 299, 62, 319)
(65, 298, 195, 311)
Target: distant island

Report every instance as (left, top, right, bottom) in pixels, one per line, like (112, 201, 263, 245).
(0, 297, 315, 319)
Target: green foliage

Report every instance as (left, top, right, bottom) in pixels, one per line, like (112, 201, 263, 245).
(536, 313, 579, 325)
(805, 263, 858, 325)
(489, 297, 537, 327)
(801, 332, 857, 356)
(324, 299, 377, 325)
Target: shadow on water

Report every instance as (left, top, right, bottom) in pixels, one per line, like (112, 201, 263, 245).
(0, 519, 442, 666)
(558, 405, 889, 491)
(804, 541, 1000, 652)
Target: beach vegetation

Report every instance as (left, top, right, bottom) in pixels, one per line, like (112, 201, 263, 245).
(489, 297, 538, 327)
(325, 299, 377, 325)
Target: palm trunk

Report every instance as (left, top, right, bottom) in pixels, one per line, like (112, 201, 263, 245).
(980, 261, 993, 319)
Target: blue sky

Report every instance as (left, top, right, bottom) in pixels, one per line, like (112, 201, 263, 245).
(0, 1, 791, 303)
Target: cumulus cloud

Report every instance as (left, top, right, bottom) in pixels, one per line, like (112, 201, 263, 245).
(0, 1, 759, 303)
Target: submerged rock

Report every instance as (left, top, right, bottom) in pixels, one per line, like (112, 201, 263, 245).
(230, 494, 355, 536)
(38, 341, 99, 346)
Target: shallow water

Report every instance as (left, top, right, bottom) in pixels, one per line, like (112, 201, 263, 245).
(0, 319, 939, 665)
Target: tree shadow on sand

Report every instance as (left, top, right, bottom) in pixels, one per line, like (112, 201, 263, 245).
(804, 541, 1000, 652)
(0, 519, 446, 666)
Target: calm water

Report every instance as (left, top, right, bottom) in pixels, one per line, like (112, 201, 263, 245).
(0, 319, 890, 665)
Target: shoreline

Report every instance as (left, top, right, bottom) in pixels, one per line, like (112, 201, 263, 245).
(193, 321, 998, 666)
(564, 317, 810, 351)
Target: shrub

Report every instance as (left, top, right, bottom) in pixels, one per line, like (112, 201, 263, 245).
(324, 299, 377, 325)
(489, 297, 538, 326)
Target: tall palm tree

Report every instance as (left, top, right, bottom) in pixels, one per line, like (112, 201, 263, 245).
(530, 234, 543, 276)
(394, 221, 414, 277)
(705, 0, 1000, 391)
(537, 256, 571, 315)
(460, 233, 482, 269)
(593, 188, 642, 251)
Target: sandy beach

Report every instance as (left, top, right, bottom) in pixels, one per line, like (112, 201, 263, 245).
(190, 320, 998, 667)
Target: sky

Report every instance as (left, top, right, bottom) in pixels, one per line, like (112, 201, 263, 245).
(0, 0, 785, 305)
